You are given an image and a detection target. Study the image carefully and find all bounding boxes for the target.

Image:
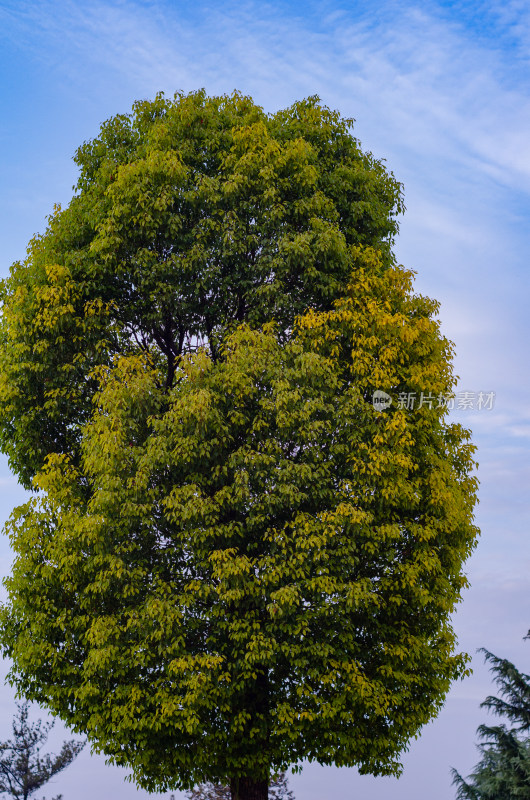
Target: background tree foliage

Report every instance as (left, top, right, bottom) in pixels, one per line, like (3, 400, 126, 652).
(0, 702, 83, 800)
(452, 643, 530, 799)
(184, 771, 294, 800)
(0, 90, 479, 799)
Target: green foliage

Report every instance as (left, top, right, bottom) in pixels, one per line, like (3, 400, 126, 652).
(0, 702, 84, 800)
(0, 90, 479, 796)
(0, 90, 401, 489)
(452, 645, 530, 799)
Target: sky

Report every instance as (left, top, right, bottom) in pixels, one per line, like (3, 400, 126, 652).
(0, 0, 528, 797)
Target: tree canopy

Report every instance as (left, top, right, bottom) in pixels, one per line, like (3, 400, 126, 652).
(0, 90, 479, 800)
(0, 89, 401, 489)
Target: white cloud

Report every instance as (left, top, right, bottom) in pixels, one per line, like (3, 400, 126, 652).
(0, 0, 528, 198)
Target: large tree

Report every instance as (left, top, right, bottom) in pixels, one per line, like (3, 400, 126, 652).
(0, 90, 479, 800)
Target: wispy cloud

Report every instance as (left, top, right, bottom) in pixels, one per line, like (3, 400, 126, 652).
(1, 0, 529, 194)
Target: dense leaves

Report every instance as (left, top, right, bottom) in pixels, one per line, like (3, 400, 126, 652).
(0, 91, 478, 798)
(0, 90, 401, 489)
(0, 702, 84, 800)
(452, 645, 530, 799)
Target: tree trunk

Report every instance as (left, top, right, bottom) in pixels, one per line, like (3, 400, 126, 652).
(230, 776, 268, 800)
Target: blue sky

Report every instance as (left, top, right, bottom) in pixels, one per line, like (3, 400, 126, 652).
(0, 0, 529, 798)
